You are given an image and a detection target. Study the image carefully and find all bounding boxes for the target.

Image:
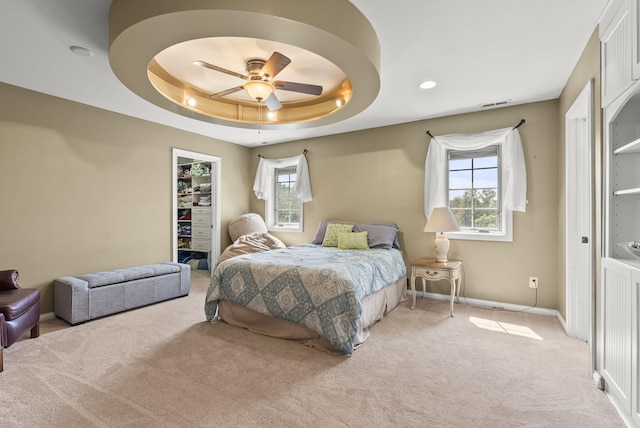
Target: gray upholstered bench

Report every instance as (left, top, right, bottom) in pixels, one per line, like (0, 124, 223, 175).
(53, 262, 190, 325)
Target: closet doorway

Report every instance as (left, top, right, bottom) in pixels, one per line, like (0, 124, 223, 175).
(172, 148, 221, 273)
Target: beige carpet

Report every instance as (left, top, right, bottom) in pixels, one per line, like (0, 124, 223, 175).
(0, 270, 624, 427)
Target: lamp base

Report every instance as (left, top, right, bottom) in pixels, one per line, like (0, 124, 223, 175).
(434, 232, 450, 263)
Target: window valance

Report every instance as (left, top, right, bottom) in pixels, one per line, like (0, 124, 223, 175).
(424, 127, 526, 218)
(253, 154, 313, 203)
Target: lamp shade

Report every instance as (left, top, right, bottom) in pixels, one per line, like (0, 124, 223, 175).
(424, 207, 459, 263)
(243, 80, 275, 101)
(424, 207, 460, 233)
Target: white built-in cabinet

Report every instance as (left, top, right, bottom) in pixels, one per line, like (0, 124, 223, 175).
(634, 0, 640, 79)
(600, 1, 640, 426)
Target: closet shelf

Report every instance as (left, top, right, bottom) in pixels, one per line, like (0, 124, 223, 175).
(614, 137, 640, 155)
(614, 187, 640, 196)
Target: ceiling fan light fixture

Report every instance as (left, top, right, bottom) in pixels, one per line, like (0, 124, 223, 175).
(243, 80, 275, 102)
(109, 0, 380, 129)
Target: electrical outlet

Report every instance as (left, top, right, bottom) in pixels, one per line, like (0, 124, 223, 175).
(529, 276, 539, 289)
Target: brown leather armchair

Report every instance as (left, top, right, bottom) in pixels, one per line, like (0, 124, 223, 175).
(0, 313, 4, 372)
(0, 269, 40, 372)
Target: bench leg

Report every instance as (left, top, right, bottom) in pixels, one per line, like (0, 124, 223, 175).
(31, 322, 40, 338)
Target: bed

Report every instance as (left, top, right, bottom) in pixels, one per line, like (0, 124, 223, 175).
(204, 220, 407, 355)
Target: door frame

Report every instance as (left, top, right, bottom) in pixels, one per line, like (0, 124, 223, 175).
(172, 148, 221, 270)
(565, 80, 594, 347)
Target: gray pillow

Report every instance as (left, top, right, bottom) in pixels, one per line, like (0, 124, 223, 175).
(353, 223, 400, 249)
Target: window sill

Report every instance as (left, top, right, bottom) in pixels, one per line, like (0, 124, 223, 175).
(448, 230, 513, 242)
(268, 225, 302, 233)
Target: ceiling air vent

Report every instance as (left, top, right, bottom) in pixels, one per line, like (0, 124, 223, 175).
(481, 100, 511, 109)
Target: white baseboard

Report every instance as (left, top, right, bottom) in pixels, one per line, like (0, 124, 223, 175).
(408, 290, 560, 318)
(555, 311, 568, 333)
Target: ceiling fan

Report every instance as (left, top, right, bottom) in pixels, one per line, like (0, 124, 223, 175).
(194, 52, 323, 111)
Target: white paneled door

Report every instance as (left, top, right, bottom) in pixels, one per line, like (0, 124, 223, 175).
(565, 80, 594, 344)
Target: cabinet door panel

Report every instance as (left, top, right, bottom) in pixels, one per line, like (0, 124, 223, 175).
(633, 0, 640, 79)
(632, 268, 640, 426)
(602, 259, 633, 414)
(192, 227, 210, 238)
(192, 239, 211, 251)
(192, 215, 210, 227)
(602, 0, 634, 106)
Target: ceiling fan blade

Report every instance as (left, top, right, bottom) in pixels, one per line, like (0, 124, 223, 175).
(207, 86, 244, 99)
(261, 52, 291, 79)
(194, 60, 248, 80)
(264, 93, 282, 111)
(274, 81, 323, 96)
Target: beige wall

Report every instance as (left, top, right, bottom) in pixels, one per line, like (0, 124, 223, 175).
(250, 100, 561, 309)
(0, 83, 252, 313)
(556, 28, 602, 320)
(1, 29, 600, 316)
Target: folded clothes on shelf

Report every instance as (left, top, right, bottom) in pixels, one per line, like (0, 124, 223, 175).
(180, 224, 192, 236)
(197, 195, 211, 206)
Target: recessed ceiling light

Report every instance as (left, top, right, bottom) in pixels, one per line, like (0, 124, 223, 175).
(419, 80, 437, 89)
(69, 45, 93, 57)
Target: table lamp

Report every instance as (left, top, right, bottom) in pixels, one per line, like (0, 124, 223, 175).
(424, 207, 460, 263)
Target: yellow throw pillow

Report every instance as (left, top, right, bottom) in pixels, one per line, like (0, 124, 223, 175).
(322, 223, 354, 247)
(338, 231, 369, 250)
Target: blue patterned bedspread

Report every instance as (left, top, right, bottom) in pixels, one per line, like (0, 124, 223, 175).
(204, 244, 406, 354)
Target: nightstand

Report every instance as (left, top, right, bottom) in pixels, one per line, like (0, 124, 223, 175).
(410, 258, 462, 316)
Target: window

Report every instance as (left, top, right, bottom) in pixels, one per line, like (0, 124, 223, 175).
(424, 127, 526, 243)
(266, 166, 302, 231)
(254, 153, 311, 232)
(447, 145, 513, 242)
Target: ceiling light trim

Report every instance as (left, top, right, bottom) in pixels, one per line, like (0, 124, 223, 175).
(109, 0, 380, 130)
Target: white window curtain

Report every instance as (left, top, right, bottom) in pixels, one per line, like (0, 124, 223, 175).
(253, 154, 313, 203)
(424, 127, 526, 218)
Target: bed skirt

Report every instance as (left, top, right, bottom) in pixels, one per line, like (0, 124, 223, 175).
(217, 275, 407, 354)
